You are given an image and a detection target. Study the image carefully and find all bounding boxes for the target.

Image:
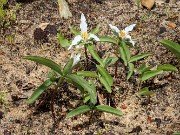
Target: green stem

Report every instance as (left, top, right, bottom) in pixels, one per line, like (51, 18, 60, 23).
(84, 45, 89, 68)
(137, 80, 142, 91)
(114, 45, 119, 78)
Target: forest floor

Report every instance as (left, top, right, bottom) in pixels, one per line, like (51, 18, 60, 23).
(0, 0, 180, 134)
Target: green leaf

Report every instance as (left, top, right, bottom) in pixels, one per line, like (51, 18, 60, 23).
(0, 0, 7, 5)
(87, 45, 104, 67)
(103, 56, 118, 67)
(119, 41, 130, 66)
(99, 76, 112, 93)
(67, 74, 97, 105)
(0, 8, 5, 20)
(90, 24, 100, 34)
(160, 39, 180, 59)
(27, 79, 53, 104)
(63, 58, 73, 76)
(97, 65, 113, 86)
(76, 71, 98, 78)
(66, 78, 85, 93)
(95, 105, 123, 116)
(157, 64, 178, 72)
(67, 105, 91, 118)
(138, 87, 154, 96)
(127, 63, 134, 80)
(47, 70, 58, 82)
(23, 56, 63, 75)
(141, 70, 163, 82)
(99, 36, 118, 44)
(83, 95, 90, 103)
(129, 53, 151, 63)
(138, 64, 151, 74)
(57, 33, 71, 47)
(70, 26, 80, 35)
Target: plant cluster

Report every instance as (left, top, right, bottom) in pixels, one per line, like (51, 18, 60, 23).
(0, 0, 19, 27)
(24, 13, 178, 119)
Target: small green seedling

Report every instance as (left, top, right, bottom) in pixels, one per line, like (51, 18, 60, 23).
(0, 91, 6, 104)
(138, 63, 178, 82)
(138, 87, 154, 97)
(0, 0, 7, 18)
(136, 63, 178, 94)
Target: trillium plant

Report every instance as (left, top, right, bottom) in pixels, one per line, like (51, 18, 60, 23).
(68, 13, 100, 50)
(23, 13, 178, 121)
(109, 23, 136, 46)
(67, 13, 100, 66)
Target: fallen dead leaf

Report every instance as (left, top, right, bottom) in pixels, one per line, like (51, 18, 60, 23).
(38, 23, 49, 30)
(141, 0, 155, 9)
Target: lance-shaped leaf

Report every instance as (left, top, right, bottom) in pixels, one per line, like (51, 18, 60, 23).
(67, 74, 97, 105)
(138, 87, 154, 96)
(76, 71, 98, 78)
(87, 45, 104, 67)
(127, 63, 134, 80)
(160, 39, 180, 59)
(90, 24, 100, 34)
(57, 33, 71, 47)
(23, 56, 63, 75)
(99, 36, 118, 44)
(67, 105, 91, 118)
(70, 26, 80, 35)
(63, 58, 73, 76)
(129, 53, 151, 63)
(27, 79, 53, 104)
(141, 70, 163, 82)
(119, 41, 130, 66)
(138, 64, 151, 74)
(97, 65, 113, 86)
(95, 105, 123, 116)
(157, 64, 178, 72)
(103, 56, 118, 67)
(99, 76, 112, 93)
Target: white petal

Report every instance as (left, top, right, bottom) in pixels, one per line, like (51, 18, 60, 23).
(125, 34, 132, 40)
(80, 13, 88, 33)
(89, 33, 100, 41)
(68, 44, 73, 50)
(68, 35, 82, 50)
(126, 35, 135, 46)
(129, 39, 135, 46)
(109, 24, 120, 33)
(125, 24, 136, 32)
(71, 53, 81, 66)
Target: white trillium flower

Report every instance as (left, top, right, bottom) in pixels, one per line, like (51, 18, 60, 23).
(68, 13, 100, 50)
(71, 53, 81, 66)
(109, 24, 136, 46)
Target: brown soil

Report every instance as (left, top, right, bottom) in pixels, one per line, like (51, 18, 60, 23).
(0, 0, 180, 134)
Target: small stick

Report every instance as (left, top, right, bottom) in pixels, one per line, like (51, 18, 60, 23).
(50, 89, 56, 122)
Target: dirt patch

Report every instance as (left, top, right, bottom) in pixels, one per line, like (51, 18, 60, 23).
(0, 0, 180, 134)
